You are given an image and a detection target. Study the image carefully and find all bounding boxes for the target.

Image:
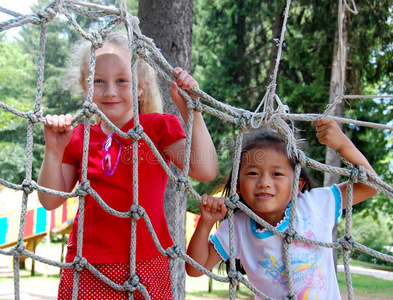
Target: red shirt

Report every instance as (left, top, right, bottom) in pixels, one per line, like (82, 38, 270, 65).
(63, 113, 186, 263)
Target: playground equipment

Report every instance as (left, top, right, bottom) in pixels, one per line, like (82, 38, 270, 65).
(0, 187, 77, 273)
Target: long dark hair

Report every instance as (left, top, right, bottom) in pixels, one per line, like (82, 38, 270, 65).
(218, 128, 315, 275)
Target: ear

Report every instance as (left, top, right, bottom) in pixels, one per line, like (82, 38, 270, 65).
(80, 78, 88, 93)
(138, 87, 143, 98)
(138, 78, 147, 98)
(298, 178, 306, 194)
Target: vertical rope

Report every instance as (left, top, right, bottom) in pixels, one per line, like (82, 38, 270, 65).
(71, 44, 96, 300)
(129, 30, 140, 300)
(227, 130, 244, 300)
(282, 162, 302, 299)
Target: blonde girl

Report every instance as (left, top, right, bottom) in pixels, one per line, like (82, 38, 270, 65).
(38, 32, 218, 299)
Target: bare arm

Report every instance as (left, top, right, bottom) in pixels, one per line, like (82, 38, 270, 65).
(37, 114, 78, 210)
(315, 118, 378, 208)
(166, 68, 218, 182)
(186, 195, 226, 277)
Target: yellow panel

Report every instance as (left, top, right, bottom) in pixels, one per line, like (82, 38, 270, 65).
(54, 205, 63, 227)
(5, 213, 21, 244)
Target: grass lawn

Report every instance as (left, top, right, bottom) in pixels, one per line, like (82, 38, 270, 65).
(186, 264, 393, 299)
(186, 273, 253, 299)
(1, 252, 392, 299)
(186, 273, 393, 299)
(337, 272, 393, 299)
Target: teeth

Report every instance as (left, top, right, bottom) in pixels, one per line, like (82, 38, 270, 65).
(256, 193, 272, 197)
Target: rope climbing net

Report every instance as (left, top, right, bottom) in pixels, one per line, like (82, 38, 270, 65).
(0, 0, 393, 299)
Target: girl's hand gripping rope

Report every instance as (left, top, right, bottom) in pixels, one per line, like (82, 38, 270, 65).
(166, 67, 218, 182)
(44, 113, 74, 153)
(38, 113, 78, 211)
(200, 194, 227, 227)
(315, 117, 378, 207)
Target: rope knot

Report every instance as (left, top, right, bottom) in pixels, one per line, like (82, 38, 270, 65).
(187, 99, 203, 113)
(83, 101, 98, 118)
(134, 43, 146, 59)
(225, 194, 240, 210)
(285, 229, 297, 244)
(351, 165, 368, 183)
(89, 31, 104, 49)
(166, 245, 181, 259)
(27, 110, 42, 123)
(350, 165, 367, 183)
(36, 7, 57, 25)
(73, 256, 88, 272)
(129, 125, 144, 140)
(22, 179, 35, 194)
(130, 205, 145, 220)
(238, 112, 251, 130)
(349, 166, 360, 183)
(75, 181, 90, 197)
(10, 242, 26, 257)
(295, 150, 307, 167)
(339, 236, 355, 251)
(176, 176, 191, 192)
(284, 295, 297, 300)
(228, 271, 241, 287)
(124, 274, 139, 292)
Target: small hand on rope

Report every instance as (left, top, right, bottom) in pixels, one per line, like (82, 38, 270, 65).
(170, 67, 200, 116)
(44, 113, 73, 152)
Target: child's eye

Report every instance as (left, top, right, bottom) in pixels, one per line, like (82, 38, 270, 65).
(117, 78, 128, 83)
(94, 79, 104, 84)
(247, 171, 258, 176)
(273, 172, 283, 177)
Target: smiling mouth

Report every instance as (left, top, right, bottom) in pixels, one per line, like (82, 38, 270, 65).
(102, 102, 120, 106)
(255, 193, 274, 199)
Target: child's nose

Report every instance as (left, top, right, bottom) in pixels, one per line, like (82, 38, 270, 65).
(258, 175, 271, 188)
(104, 83, 116, 97)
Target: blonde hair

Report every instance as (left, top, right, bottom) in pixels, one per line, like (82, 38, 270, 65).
(64, 32, 163, 114)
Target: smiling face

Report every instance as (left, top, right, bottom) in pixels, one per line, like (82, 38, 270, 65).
(237, 145, 296, 227)
(90, 44, 134, 132)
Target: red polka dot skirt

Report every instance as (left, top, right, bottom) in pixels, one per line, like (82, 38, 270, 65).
(58, 255, 172, 299)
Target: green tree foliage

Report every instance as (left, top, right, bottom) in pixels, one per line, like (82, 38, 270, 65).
(0, 36, 37, 183)
(340, 1, 393, 218)
(338, 212, 393, 266)
(191, 1, 284, 203)
(0, 0, 129, 185)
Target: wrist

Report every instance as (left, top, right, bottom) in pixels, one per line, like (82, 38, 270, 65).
(198, 217, 217, 229)
(44, 147, 65, 160)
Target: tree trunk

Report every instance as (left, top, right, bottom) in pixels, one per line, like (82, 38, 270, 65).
(138, 1, 194, 299)
(325, 7, 349, 273)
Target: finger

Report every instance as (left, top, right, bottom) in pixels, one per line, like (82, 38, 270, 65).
(315, 122, 330, 134)
(65, 113, 73, 126)
(218, 197, 225, 208)
(210, 198, 219, 212)
(204, 196, 214, 212)
(315, 118, 329, 127)
(316, 132, 328, 144)
(184, 76, 199, 90)
(175, 70, 189, 87)
(202, 194, 208, 205)
(220, 203, 228, 215)
(45, 114, 53, 127)
(173, 67, 182, 76)
(51, 115, 59, 132)
(57, 115, 67, 132)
